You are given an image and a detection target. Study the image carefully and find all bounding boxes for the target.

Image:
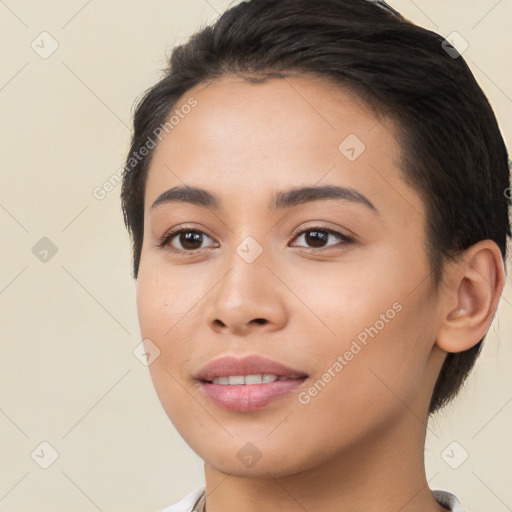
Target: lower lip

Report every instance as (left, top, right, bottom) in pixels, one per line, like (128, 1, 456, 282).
(199, 379, 307, 412)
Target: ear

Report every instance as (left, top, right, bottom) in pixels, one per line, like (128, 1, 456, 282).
(436, 240, 506, 353)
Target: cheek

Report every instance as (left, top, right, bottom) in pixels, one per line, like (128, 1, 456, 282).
(290, 261, 399, 352)
(295, 256, 436, 406)
(136, 261, 203, 339)
(314, 289, 436, 427)
(135, 260, 220, 402)
(136, 265, 192, 391)
(136, 267, 203, 424)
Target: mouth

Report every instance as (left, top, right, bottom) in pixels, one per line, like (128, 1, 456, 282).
(195, 354, 308, 382)
(206, 374, 303, 385)
(195, 355, 309, 412)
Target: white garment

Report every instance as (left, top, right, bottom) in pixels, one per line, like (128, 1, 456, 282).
(158, 486, 466, 511)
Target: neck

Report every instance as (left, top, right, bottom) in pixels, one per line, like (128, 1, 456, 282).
(202, 410, 448, 512)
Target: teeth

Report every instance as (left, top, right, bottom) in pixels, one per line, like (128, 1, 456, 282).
(229, 375, 245, 385)
(211, 374, 279, 385)
(244, 374, 262, 385)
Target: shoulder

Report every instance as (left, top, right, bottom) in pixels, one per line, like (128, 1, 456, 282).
(156, 486, 206, 512)
(432, 488, 467, 512)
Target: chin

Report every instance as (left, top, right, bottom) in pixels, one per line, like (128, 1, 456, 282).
(205, 455, 304, 479)
(195, 437, 311, 478)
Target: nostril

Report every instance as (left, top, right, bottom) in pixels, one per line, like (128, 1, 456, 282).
(252, 318, 268, 325)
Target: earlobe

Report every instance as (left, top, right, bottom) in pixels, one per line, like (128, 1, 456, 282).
(436, 240, 505, 353)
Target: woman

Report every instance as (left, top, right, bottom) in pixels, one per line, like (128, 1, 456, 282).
(120, 0, 510, 510)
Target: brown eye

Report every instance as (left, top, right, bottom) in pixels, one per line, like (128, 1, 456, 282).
(303, 230, 329, 248)
(175, 231, 205, 250)
(159, 228, 217, 252)
(291, 228, 353, 249)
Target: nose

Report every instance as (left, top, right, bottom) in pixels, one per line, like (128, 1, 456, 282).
(203, 246, 288, 337)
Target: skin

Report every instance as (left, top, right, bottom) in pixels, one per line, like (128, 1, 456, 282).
(136, 74, 504, 512)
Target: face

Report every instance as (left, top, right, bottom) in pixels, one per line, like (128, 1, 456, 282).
(136, 75, 445, 477)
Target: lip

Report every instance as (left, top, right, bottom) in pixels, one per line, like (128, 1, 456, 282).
(194, 354, 308, 381)
(195, 355, 309, 412)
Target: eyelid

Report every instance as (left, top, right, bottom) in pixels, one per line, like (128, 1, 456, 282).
(289, 221, 357, 242)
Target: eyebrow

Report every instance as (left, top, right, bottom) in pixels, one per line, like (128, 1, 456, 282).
(150, 184, 378, 214)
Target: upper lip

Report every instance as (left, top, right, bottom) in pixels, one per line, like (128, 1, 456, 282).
(195, 355, 308, 382)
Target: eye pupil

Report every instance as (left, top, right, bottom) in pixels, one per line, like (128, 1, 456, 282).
(305, 230, 328, 247)
(180, 231, 203, 249)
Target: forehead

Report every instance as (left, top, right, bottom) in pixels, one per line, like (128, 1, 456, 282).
(144, 74, 423, 222)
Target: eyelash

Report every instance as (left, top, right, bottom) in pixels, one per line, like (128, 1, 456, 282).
(156, 225, 355, 254)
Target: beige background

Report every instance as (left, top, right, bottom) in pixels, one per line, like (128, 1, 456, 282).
(0, 1, 511, 511)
